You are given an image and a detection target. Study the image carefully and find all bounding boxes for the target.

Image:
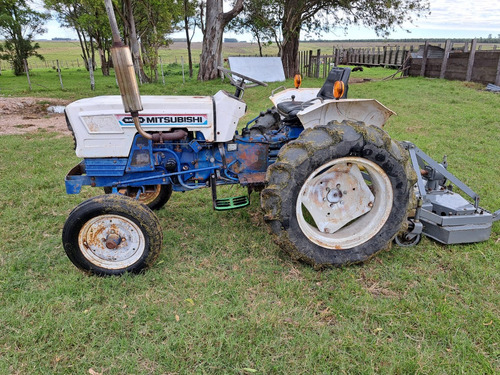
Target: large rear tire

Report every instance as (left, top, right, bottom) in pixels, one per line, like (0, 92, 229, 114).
(261, 121, 416, 267)
(62, 195, 163, 276)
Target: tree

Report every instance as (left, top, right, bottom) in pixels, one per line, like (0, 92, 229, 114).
(229, 0, 279, 56)
(134, 0, 182, 82)
(117, 0, 150, 83)
(78, 0, 112, 75)
(0, 0, 49, 75)
(45, 0, 112, 76)
(197, 0, 243, 81)
(271, 0, 430, 77)
(182, 0, 199, 78)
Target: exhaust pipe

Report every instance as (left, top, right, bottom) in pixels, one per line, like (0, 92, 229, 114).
(104, 0, 152, 140)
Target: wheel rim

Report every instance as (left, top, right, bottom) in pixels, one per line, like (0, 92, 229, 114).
(78, 214, 146, 270)
(117, 185, 161, 205)
(296, 157, 393, 249)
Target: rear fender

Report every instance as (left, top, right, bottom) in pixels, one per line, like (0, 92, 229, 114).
(297, 99, 396, 129)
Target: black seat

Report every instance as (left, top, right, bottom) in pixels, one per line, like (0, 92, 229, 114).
(277, 67, 351, 121)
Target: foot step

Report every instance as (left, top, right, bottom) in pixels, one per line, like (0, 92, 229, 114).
(214, 195, 250, 211)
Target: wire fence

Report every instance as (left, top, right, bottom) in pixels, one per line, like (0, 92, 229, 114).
(0, 56, 194, 94)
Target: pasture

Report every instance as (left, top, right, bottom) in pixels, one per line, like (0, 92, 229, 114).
(0, 42, 499, 374)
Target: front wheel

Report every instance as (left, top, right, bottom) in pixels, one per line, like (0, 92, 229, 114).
(62, 195, 163, 275)
(261, 121, 416, 267)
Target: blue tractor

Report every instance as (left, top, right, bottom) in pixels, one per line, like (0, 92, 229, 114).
(62, 65, 498, 275)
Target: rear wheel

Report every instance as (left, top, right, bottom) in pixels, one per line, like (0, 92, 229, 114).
(62, 195, 163, 275)
(261, 121, 416, 267)
(103, 184, 172, 210)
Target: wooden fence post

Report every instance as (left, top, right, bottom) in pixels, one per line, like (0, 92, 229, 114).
(315, 49, 321, 78)
(495, 54, 500, 86)
(88, 59, 95, 91)
(307, 50, 313, 77)
(395, 46, 401, 65)
(23, 59, 32, 91)
(440, 40, 452, 79)
(466, 39, 477, 82)
(56, 60, 64, 89)
(159, 56, 165, 85)
(181, 56, 185, 84)
(420, 41, 430, 77)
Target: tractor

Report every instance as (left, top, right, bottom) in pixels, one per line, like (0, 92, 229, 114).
(61, 0, 498, 276)
(61, 64, 499, 275)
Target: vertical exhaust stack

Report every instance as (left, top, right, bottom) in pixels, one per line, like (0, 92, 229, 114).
(104, 0, 152, 140)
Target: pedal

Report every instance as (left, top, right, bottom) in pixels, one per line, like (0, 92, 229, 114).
(214, 195, 250, 211)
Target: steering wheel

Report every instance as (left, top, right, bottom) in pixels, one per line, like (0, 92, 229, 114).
(218, 67, 268, 89)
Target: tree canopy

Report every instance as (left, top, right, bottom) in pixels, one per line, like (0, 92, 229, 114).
(0, 0, 49, 75)
(231, 0, 430, 77)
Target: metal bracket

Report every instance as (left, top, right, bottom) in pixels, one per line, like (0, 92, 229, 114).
(404, 142, 480, 208)
(493, 210, 500, 222)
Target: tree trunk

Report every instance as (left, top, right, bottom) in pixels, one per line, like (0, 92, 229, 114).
(198, 0, 244, 81)
(76, 28, 88, 69)
(89, 35, 96, 71)
(98, 47, 109, 76)
(280, 0, 302, 78)
(124, 0, 150, 83)
(281, 35, 300, 78)
(184, 0, 193, 78)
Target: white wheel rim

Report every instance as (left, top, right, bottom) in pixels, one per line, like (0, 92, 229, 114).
(296, 157, 393, 249)
(78, 214, 146, 270)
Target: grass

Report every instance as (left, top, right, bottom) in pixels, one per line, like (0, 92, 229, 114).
(0, 64, 499, 374)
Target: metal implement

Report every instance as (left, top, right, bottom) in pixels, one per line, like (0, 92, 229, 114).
(401, 142, 498, 245)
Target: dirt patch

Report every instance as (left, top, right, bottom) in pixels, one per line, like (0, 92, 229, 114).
(0, 97, 71, 135)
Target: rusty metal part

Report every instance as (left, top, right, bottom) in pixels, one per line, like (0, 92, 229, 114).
(105, 233, 122, 249)
(238, 172, 267, 186)
(132, 115, 153, 140)
(296, 157, 393, 249)
(78, 214, 145, 269)
(233, 143, 269, 174)
(151, 129, 188, 142)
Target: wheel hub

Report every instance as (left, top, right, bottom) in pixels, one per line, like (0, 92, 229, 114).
(105, 232, 122, 249)
(296, 157, 393, 249)
(78, 214, 145, 269)
(326, 185, 343, 204)
(301, 162, 375, 234)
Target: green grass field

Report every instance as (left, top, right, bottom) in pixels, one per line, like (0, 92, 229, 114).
(0, 56, 499, 374)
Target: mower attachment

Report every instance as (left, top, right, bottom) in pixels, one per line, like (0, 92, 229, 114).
(403, 142, 498, 245)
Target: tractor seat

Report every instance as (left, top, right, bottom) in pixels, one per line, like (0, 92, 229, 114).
(277, 67, 351, 121)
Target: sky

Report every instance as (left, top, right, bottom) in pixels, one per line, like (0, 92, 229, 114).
(39, 0, 500, 42)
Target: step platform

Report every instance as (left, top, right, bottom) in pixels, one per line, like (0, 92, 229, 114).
(214, 195, 250, 211)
